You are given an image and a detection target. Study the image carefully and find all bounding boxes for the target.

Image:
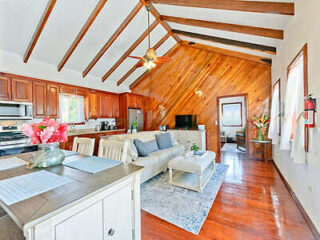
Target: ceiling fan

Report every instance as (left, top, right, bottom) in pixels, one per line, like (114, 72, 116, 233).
(128, 6, 172, 69)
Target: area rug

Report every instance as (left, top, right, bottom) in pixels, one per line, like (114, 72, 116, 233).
(141, 163, 229, 235)
(221, 143, 244, 153)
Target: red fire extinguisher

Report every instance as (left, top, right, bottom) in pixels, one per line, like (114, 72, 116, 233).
(304, 94, 316, 128)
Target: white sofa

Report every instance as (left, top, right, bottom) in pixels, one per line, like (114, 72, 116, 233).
(107, 131, 185, 183)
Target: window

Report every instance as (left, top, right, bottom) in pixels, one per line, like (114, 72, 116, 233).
(59, 94, 85, 123)
(222, 102, 242, 127)
(280, 44, 308, 163)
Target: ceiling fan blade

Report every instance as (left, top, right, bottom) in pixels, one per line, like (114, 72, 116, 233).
(155, 57, 172, 63)
(128, 56, 143, 60)
(136, 61, 145, 68)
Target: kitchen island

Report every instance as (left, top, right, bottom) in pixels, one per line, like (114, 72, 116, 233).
(0, 152, 143, 240)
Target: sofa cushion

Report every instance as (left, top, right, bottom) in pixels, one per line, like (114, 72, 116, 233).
(149, 148, 172, 163)
(169, 132, 178, 146)
(134, 139, 159, 157)
(133, 154, 160, 168)
(127, 138, 138, 161)
(170, 144, 185, 158)
(155, 133, 173, 150)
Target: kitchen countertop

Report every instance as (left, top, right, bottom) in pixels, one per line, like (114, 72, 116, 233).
(67, 128, 125, 136)
(0, 152, 143, 230)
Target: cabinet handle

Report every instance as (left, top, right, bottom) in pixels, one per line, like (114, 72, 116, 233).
(108, 228, 115, 236)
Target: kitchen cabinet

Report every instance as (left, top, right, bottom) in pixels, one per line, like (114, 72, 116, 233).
(47, 84, 59, 118)
(11, 78, 32, 102)
(99, 93, 112, 118)
(33, 81, 47, 118)
(88, 90, 98, 119)
(111, 94, 119, 118)
(60, 85, 76, 95)
(0, 76, 11, 101)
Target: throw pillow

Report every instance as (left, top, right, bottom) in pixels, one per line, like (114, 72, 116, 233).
(124, 138, 138, 161)
(134, 139, 159, 157)
(169, 132, 178, 146)
(155, 133, 173, 150)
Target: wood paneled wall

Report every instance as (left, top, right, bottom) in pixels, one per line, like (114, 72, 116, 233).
(131, 44, 271, 158)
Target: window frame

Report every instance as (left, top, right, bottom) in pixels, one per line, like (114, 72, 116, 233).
(221, 102, 243, 127)
(287, 43, 308, 151)
(59, 93, 86, 125)
(272, 79, 281, 136)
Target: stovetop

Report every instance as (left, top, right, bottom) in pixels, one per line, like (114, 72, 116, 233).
(0, 132, 29, 142)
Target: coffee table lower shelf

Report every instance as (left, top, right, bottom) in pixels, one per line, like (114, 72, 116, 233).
(169, 164, 215, 193)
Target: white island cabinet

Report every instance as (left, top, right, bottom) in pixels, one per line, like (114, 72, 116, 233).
(0, 153, 143, 240)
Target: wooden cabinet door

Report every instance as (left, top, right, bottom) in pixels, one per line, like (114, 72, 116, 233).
(47, 84, 59, 118)
(60, 85, 76, 95)
(55, 201, 104, 240)
(0, 76, 11, 101)
(111, 94, 119, 118)
(103, 183, 133, 240)
(33, 81, 47, 118)
(99, 93, 109, 118)
(88, 91, 98, 119)
(11, 78, 32, 102)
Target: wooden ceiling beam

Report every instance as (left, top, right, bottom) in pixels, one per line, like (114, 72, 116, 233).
(117, 33, 170, 86)
(23, 0, 57, 63)
(151, 0, 294, 15)
(82, 2, 143, 78)
(140, 0, 180, 43)
(102, 21, 159, 82)
(173, 29, 276, 54)
(181, 40, 271, 65)
(161, 15, 284, 39)
(57, 0, 108, 71)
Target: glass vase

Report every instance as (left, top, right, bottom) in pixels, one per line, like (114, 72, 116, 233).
(256, 128, 265, 141)
(29, 143, 65, 168)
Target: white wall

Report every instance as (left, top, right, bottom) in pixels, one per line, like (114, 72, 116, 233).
(271, 0, 320, 232)
(0, 50, 130, 93)
(219, 96, 246, 140)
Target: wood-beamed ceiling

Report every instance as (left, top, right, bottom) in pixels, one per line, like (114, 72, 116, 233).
(0, 0, 294, 89)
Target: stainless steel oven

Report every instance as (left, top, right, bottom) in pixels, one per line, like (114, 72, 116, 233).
(0, 101, 33, 120)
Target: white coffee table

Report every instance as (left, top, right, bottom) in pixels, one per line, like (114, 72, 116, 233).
(168, 151, 216, 193)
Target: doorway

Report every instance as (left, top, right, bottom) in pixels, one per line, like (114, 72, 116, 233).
(217, 94, 249, 157)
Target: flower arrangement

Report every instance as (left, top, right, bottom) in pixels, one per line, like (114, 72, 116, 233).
(21, 117, 68, 145)
(251, 114, 270, 140)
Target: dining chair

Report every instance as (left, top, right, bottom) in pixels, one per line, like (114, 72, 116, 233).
(72, 137, 95, 156)
(98, 139, 128, 163)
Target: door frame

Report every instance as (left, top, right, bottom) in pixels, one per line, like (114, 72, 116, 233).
(216, 93, 249, 158)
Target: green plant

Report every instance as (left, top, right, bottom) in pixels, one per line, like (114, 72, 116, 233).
(131, 120, 138, 130)
(190, 143, 200, 152)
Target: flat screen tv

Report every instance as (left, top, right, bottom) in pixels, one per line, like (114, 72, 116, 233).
(175, 115, 197, 129)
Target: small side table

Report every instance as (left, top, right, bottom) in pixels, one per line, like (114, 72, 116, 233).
(251, 140, 271, 162)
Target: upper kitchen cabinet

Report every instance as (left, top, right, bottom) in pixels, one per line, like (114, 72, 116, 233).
(127, 93, 143, 109)
(60, 85, 76, 95)
(0, 76, 11, 101)
(47, 84, 59, 118)
(111, 94, 119, 118)
(88, 90, 98, 119)
(11, 78, 33, 102)
(33, 81, 47, 118)
(99, 93, 111, 118)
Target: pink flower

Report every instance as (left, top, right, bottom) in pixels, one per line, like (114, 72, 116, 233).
(21, 124, 34, 138)
(40, 127, 54, 144)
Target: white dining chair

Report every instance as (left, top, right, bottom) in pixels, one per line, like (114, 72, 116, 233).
(98, 139, 128, 163)
(72, 137, 95, 156)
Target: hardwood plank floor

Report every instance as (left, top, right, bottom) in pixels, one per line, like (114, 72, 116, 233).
(141, 152, 316, 240)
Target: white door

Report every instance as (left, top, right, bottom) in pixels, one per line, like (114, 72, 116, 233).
(55, 201, 103, 240)
(103, 184, 133, 240)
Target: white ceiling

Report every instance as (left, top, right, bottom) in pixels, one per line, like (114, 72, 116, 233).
(0, 0, 293, 91)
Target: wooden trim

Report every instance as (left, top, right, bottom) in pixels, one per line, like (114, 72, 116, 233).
(140, 0, 180, 43)
(174, 29, 276, 54)
(101, 21, 159, 82)
(272, 79, 281, 136)
(82, 2, 143, 78)
(161, 15, 284, 39)
(221, 102, 243, 127)
(151, 0, 294, 15)
(217, 93, 249, 160)
(181, 41, 271, 65)
(23, 0, 57, 63)
(287, 43, 308, 152)
(272, 160, 320, 240)
(57, 0, 108, 71)
(117, 33, 170, 86)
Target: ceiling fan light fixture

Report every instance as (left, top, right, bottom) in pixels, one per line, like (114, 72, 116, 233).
(143, 60, 156, 69)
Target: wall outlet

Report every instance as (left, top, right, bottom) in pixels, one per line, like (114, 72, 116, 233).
(308, 186, 312, 192)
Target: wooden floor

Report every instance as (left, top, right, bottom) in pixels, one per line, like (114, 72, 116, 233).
(141, 152, 315, 240)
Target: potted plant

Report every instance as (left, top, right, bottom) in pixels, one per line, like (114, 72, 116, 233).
(252, 114, 270, 141)
(21, 117, 68, 168)
(131, 120, 138, 133)
(190, 143, 201, 155)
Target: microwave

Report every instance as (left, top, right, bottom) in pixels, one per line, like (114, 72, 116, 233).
(0, 101, 33, 120)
